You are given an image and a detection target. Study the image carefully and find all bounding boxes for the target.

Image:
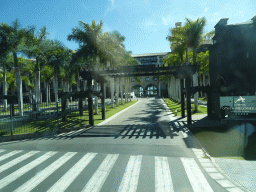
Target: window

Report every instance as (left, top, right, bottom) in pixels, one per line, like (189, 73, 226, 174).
(146, 77, 149, 81)
(153, 77, 158, 81)
(131, 78, 135, 82)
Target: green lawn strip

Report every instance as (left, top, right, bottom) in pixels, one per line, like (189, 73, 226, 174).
(214, 156, 245, 160)
(0, 100, 137, 136)
(163, 98, 207, 116)
(198, 97, 207, 101)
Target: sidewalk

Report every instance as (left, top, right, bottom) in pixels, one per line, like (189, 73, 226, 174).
(175, 114, 256, 192)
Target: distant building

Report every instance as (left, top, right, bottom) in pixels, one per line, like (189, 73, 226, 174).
(209, 15, 256, 118)
(131, 52, 170, 97)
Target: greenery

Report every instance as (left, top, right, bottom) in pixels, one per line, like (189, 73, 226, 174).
(0, 19, 137, 116)
(163, 98, 207, 116)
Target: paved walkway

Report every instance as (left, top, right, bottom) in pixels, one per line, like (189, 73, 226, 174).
(174, 113, 256, 192)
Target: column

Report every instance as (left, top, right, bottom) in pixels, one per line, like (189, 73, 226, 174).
(180, 79, 185, 118)
(116, 77, 119, 106)
(159, 81, 161, 97)
(186, 76, 192, 124)
(120, 77, 124, 105)
(101, 81, 106, 120)
(111, 78, 114, 108)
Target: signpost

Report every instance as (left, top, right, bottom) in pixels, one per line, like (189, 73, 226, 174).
(220, 96, 256, 118)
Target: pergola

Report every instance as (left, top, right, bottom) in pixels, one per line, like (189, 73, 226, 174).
(77, 63, 214, 126)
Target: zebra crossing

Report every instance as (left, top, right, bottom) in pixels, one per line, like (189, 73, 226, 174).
(0, 149, 218, 192)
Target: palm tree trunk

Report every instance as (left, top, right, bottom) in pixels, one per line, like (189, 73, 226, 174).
(35, 71, 40, 103)
(3, 70, 7, 111)
(49, 81, 51, 103)
(15, 67, 23, 116)
(46, 82, 49, 105)
(203, 73, 206, 97)
(53, 73, 58, 102)
(70, 85, 72, 102)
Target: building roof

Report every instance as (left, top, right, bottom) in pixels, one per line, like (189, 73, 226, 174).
(131, 52, 171, 57)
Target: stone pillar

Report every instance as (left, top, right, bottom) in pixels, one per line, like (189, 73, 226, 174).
(111, 78, 114, 108)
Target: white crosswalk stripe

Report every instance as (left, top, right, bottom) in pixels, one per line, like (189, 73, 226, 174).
(0, 149, 218, 192)
(14, 152, 77, 192)
(0, 150, 23, 162)
(155, 156, 174, 192)
(181, 157, 214, 192)
(82, 154, 119, 192)
(0, 149, 6, 153)
(0, 151, 57, 189)
(47, 152, 97, 192)
(0, 151, 40, 173)
(118, 155, 142, 192)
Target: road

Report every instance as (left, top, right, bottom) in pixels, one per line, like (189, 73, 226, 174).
(0, 98, 227, 192)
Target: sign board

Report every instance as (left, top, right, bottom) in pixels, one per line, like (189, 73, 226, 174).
(220, 96, 256, 114)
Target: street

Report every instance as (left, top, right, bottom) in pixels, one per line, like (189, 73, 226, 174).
(0, 98, 227, 192)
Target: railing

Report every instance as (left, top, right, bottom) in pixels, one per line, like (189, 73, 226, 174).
(0, 98, 112, 136)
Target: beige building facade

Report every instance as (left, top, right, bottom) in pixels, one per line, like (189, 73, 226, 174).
(131, 52, 170, 97)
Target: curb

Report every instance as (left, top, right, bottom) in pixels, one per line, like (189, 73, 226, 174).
(162, 99, 250, 192)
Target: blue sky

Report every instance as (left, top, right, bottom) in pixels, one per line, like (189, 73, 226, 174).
(0, 0, 255, 55)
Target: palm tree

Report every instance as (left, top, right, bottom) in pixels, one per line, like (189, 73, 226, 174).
(0, 54, 13, 111)
(184, 17, 207, 112)
(67, 20, 104, 65)
(24, 26, 49, 104)
(167, 25, 189, 101)
(41, 65, 54, 105)
(1, 19, 35, 116)
(48, 42, 71, 102)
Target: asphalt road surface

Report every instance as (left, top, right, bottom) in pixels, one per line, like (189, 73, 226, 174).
(0, 98, 227, 192)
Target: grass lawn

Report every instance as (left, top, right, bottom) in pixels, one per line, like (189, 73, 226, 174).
(0, 100, 137, 136)
(198, 97, 207, 101)
(163, 98, 207, 116)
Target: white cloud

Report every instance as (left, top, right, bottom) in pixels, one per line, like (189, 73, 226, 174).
(162, 17, 168, 26)
(105, 0, 116, 15)
(204, 7, 209, 13)
(145, 20, 157, 27)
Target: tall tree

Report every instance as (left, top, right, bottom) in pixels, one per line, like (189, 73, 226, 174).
(0, 19, 35, 116)
(184, 17, 207, 112)
(24, 26, 49, 104)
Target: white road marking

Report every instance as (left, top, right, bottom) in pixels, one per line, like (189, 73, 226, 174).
(181, 157, 213, 192)
(155, 156, 174, 192)
(0, 149, 5, 153)
(0, 151, 57, 189)
(118, 155, 142, 192)
(47, 153, 97, 192)
(0, 151, 40, 173)
(0, 150, 23, 162)
(82, 154, 119, 192)
(14, 152, 77, 192)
